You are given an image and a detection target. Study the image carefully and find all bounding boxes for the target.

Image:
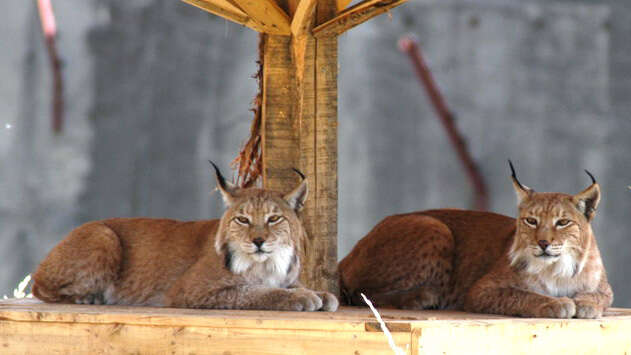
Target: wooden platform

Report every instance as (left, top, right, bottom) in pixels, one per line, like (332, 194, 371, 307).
(1, 299, 630, 354)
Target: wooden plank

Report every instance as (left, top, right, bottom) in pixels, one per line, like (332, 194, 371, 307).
(411, 317, 631, 354)
(0, 301, 386, 332)
(0, 320, 411, 355)
(0, 301, 414, 354)
(313, 0, 409, 38)
(337, 0, 353, 12)
(2, 300, 631, 354)
(232, 0, 291, 35)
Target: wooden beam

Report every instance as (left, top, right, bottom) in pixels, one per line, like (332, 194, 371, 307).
(337, 0, 353, 12)
(290, 0, 317, 87)
(287, 0, 300, 17)
(232, 0, 291, 35)
(290, 0, 318, 38)
(313, 0, 408, 38)
(181, 0, 249, 27)
(305, 0, 338, 295)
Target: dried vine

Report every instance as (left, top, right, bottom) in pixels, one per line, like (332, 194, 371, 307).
(231, 34, 265, 188)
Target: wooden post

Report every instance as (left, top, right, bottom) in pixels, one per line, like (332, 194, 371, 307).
(262, 0, 339, 294)
(182, 0, 410, 295)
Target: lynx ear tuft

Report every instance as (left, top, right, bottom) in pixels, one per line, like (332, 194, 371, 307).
(573, 170, 601, 221)
(209, 160, 237, 206)
(284, 168, 308, 211)
(508, 160, 533, 204)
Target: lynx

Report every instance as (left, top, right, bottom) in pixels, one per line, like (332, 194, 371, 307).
(339, 162, 612, 318)
(32, 163, 338, 312)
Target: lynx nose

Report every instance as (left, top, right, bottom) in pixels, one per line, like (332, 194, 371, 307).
(537, 240, 550, 250)
(252, 238, 265, 248)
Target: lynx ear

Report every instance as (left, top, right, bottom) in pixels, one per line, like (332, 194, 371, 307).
(573, 170, 601, 221)
(509, 160, 533, 204)
(209, 160, 237, 206)
(284, 168, 308, 211)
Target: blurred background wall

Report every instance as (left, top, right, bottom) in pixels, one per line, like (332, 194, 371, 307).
(1, 0, 629, 306)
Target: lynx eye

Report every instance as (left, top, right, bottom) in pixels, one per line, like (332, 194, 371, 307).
(267, 215, 283, 224)
(556, 219, 571, 227)
(523, 217, 538, 227)
(234, 216, 250, 225)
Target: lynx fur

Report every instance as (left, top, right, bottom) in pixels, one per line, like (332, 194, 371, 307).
(32, 163, 338, 312)
(339, 162, 612, 318)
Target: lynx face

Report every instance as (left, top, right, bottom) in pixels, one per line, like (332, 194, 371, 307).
(508, 164, 600, 278)
(228, 197, 294, 263)
(218, 191, 305, 278)
(211, 166, 308, 283)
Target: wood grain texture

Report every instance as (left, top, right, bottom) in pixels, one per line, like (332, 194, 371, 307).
(337, 0, 353, 12)
(306, 0, 339, 295)
(313, 0, 409, 38)
(261, 0, 339, 295)
(291, 0, 318, 37)
(261, 35, 300, 195)
(2, 300, 631, 354)
(232, 0, 291, 35)
(181, 0, 254, 29)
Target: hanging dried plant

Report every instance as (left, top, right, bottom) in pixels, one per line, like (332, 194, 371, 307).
(231, 34, 265, 188)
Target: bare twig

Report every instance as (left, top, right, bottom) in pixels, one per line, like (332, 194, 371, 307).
(37, 0, 64, 133)
(399, 36, 488, 211)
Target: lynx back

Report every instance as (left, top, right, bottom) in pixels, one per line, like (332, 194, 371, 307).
(339, 162, 611, 318)
(33, 163, 338, 312)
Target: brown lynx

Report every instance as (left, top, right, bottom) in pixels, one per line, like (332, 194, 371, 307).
(32, 163, 338, 312)
(339, 162, 612, 318)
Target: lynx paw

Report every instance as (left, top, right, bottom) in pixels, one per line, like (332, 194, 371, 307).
(280, 290, 323, 312)
(535, 297, 576, 318)
(316, 291, 339, 312)
(574, 300, 602, 319)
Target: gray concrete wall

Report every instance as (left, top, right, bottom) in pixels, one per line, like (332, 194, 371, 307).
(1, 0, 629, 307)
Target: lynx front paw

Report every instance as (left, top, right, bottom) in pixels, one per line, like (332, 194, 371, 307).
(574, 300, 602, 319)
(535, 297, 576, 318)
(280, 290, 323, 312)
(316, 291, 339, 312)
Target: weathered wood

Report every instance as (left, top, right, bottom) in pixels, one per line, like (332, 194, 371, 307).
(260, 35, 300, 196)
(290, 0, 317, 89)
(412, 316, 631, 354)
(181, 0, 258, 30)
(2, 300, 631, 354)
(308, 0, 338, 295)
(286, 0, 300, 16)
(337, 0, 353, 12)
(261, 1, 338, 295)
(313, 0, 409, 38)
(291, 0, 317, 37)
(232, 0, 291, 35)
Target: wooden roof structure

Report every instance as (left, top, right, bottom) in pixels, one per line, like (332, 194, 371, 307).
(180, 0, 409, 294)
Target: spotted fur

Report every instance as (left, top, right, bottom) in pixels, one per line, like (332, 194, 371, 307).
(339, 166, 612, 318)
(32, 166, 338, 312)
